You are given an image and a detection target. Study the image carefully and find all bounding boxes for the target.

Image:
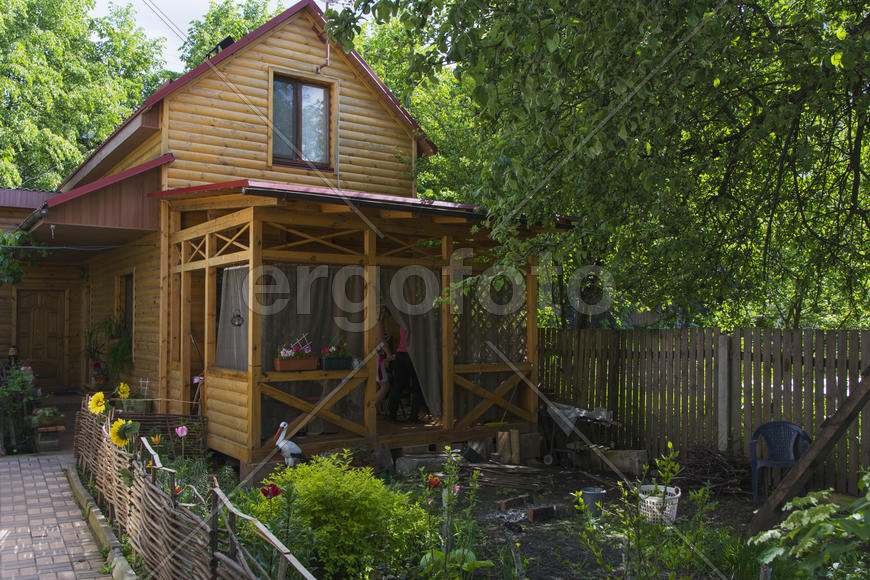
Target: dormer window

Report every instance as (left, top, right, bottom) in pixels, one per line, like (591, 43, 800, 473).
(272, 74, 330, 167)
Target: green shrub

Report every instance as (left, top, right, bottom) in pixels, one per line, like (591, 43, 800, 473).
(248, 451, 428, 578)
(751, 470, 870, 578)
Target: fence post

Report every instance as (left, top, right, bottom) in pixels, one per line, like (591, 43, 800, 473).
(209, 478, 219, 579)
(717, 334, 731, 452)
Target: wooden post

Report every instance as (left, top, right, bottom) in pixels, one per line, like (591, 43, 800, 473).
(203, 231, 216, 418)
(364, 229, 377, 440)
(717, 333, 730, 452)
(524, 257, 539, 424)
(441, 235, 455, 431)
(157, 202, 171, 413)
(180, 239, 192, 415)
(247, 217, 263, 462)
(748, 364, 870, 535)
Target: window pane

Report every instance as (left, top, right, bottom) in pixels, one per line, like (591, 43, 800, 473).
(300, 84, 328, 164)
(273, 77, 297, 159)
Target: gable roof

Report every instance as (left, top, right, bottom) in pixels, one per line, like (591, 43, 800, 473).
(61, 0, 436, 191)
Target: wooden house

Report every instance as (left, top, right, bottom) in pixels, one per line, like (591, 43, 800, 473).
(9, 0, 549, 471)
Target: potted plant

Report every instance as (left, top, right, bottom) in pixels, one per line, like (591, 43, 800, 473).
(273, 344, 317, 371)
(321, 336, 353, 370)
(116, 380, 151, 414)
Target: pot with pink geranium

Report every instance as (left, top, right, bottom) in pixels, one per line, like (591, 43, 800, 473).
(273, 341, 317, 372)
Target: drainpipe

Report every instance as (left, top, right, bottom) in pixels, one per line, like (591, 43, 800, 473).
(17, 203, 47, 232)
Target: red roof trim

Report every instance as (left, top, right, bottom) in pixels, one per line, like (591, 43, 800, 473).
(149, 179, 480, 212)
(47, 154, 174, 208)
(62, 0, 435, 187)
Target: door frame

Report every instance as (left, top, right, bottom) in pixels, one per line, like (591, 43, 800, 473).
(12, 286, 71, 388)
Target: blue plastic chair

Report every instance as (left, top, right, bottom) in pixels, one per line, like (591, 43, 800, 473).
(751, 421, 812, 503)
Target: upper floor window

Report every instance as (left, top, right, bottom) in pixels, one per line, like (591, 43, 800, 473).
(272, 75, 330, 166)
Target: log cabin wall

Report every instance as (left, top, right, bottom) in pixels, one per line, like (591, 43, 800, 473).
(86, 234, 161, 395)
(163, 10, 416, 196)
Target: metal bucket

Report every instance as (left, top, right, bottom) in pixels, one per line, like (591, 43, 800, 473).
(581, 487, 606, 516)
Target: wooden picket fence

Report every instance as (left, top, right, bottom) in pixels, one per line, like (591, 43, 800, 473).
(538, 327, 870, 495)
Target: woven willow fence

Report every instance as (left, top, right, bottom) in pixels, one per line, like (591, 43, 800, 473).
(74, 400, 313, 579)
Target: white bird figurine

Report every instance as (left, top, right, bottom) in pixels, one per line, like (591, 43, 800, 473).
(272, 421, 304, 466)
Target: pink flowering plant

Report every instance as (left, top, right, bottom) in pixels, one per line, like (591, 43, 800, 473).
(277, 344, 314, 359)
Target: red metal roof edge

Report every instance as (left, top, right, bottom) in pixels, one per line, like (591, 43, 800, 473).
(149, 179, 481, 212)
(47, 154, 175, 208)
(62, 0, 435, 188)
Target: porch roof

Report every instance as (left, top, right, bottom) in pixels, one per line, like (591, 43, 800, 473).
(149, 179, 485, 220)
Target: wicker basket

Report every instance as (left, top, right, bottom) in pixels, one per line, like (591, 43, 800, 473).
(637, 485, 681, 525)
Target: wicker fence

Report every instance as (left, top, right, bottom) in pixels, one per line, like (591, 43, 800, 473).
(538, 327, 870, 495)
(74, 400, 313, 579)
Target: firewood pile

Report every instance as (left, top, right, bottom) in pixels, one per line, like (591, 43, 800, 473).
(460, 463, 554, 491)
(673, 446, 750, 495)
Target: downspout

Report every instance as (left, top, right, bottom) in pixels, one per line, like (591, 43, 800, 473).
(17, 203, 47, 232)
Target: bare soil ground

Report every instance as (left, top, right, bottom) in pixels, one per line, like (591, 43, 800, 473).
(467, 465, 757, 579)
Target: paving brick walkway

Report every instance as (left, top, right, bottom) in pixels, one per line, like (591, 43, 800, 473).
(0, 454, 111, 580)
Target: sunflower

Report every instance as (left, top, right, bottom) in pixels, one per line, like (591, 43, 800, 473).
(88, 392, 106, 414)
(118, 382, 130, 399)
(110, 419, 131, 447)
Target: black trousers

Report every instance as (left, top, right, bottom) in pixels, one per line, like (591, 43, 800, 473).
(388, 351, 423, 421)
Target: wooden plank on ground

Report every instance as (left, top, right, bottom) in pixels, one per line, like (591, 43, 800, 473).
(748, 363, 870, 535)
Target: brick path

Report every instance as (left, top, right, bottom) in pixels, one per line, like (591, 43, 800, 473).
(0, 454, 111, 580)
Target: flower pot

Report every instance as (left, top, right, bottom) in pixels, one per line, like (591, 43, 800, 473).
(321, 356, 353, 370)
(122, 399, 151, 414)
(273, 357, 318, 372)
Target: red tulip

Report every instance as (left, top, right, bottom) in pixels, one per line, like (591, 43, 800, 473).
(428, 476, 441, 488)
(261, 483, 282, 499)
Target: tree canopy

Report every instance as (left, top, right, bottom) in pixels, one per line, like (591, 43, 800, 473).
(180, 0, 285, 70)
(0, 0, 166, 190)
(329, 1, 870, 328)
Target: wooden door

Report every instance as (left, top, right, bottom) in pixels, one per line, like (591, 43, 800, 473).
(17, 290, 66, 388)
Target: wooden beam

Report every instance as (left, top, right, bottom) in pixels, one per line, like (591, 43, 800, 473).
(434, 217, 470, 224)
(170, 206, 254, 244)
(173, 250, 250, 273)
(157, 203, 172, 413)
(260, 384, 367, 438)
(203, 231, 216, 416)
(379, 209, 414, 219)
(247, 217, 262, 460)
(748, 365, 870, 535)
(168, 194, 278, 212)
(454, 373, 528, 431)
(261, 249, 364, 265)
(364, 229, 378, 439)
(525, 257, 539, 424)
(455, 362, 533, 374)
(320, 204, 354, 214)
(453, 374, 531, 425)
(441, 235, 455, 431)
(180, 241, 192, 415)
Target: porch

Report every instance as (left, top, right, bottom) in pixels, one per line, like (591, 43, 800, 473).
(156, 182, 541, 464)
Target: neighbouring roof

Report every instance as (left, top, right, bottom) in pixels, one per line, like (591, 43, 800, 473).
(60, 0, 436, 191)
(0, 188, 56, 209)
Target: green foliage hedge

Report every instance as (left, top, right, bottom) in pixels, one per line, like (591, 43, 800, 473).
(244, 452, 428, 578)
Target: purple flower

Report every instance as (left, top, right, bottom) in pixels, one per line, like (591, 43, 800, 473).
(175, 426, 188, 437)
(453, 485, 461, 494)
